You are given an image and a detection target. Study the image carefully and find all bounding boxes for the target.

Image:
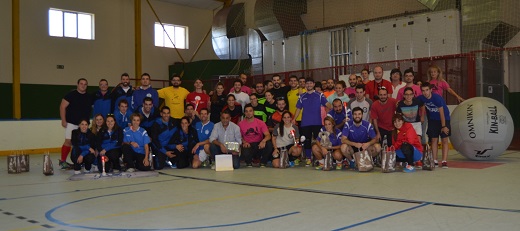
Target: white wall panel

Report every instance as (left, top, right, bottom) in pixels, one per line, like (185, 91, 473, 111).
(272, 39, 286, 73)
(395, 18, 412, 60)
(308, 30, 331, 69)
(410, 14, 429, 58)
(284, 36, 302, 72)
(352, 25, 369, 64)
(262, 40, 274, 74)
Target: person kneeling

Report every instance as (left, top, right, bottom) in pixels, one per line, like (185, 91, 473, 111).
(122, 113, 151, 172)
(392, 114, 423, 173)
(272, 112, 302, 168)
(313, 117, 343, 170)
(71, 119, 96, 174)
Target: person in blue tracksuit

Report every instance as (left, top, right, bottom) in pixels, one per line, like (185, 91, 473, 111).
(96, 115, 123, 173)
(92, 79, 111, 118)
(150, 106, 177, 170)
(136, 97, 160, 133)
(71, 119, 96, 174)
(131, 73, 159, 111)
(111, 73, 133, 114)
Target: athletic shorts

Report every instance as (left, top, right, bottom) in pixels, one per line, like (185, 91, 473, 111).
(411, 122, 422, 136)
(427, 119, 451, 140)
(65, 123, 78, 139)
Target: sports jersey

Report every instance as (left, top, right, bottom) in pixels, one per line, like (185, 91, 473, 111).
(296, 91, 328, 127)
(418, 93, 450, 121)
(131, 86, 159, 110)
(327, 108, 352, 126)
(123, 126, 151, 155)
(158, 86, 190, 119)
(317, 128, 342, 147)
(186, 91, 210, 113)
(342, 120, 376, 143)
(287, 88, 305, 121)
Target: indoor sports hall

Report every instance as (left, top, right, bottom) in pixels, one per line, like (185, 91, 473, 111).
(1, 0, 520, 230)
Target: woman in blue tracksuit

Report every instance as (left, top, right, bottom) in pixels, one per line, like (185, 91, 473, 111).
(169, 116, 199, 169)
(96, 114, 123, 173)
(71, 119, 96, 174)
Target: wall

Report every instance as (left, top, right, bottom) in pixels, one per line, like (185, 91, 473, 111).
(141, 0, 218, 80)
(301, 0, 427, 30)
(0, 120, 63, 152)
(0, 0, 12, 84)
(20, 0, 134, 86)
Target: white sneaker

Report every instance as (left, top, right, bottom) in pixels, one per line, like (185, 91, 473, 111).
(91, 165, 98, 172)
(126, 168, 135, 173)
(74, 170, 81, 175)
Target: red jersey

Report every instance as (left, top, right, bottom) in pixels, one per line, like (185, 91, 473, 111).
(370, 97, 397, 131)
(186, 92, 210, 113)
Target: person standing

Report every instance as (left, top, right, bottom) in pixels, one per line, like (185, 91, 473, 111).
(370, 87, 397, 146)
(293, 77, 332, 166)
(389, 68, 406, 99)
(59, 78, 94, 169)
(396, 68, 422, 100)
(158, 75, 190, 122)
(348, 85, 373, 122)
(186, 79, 210, 114)
(111, 73, 133, 113)
(271, 74, 290, 108)
(228, 79, 250, 111)
(210, 82, 226, 124)
(365, 66, 393, 102)
(131, 73, 159, 111)
(287, 75, 305, 124)
(427, 65, 465, 102)
(92, 79, 111, 118)
(418, 82, 452, 168)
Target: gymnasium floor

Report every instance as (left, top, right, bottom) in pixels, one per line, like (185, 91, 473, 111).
(1, 149, 519, 231)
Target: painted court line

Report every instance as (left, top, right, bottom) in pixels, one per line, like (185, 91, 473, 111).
(158, 172, 520, 213)
(332, 203, 433, 230)
(44, 189, 299, 230)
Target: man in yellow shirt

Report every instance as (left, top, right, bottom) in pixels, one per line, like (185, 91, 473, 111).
(287, 75, 305, 124)
(158, 75, 190, 122)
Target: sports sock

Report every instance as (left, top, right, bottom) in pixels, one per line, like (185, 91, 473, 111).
(61, 145, 71, 162)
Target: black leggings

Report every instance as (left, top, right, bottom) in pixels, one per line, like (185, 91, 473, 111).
(97, 148, 122, 172)
(122, 144, 151, 171)
(396, 142, 415, 166)
(71, 147, 95, 171)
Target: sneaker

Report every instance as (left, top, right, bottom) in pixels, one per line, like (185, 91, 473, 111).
(246, 163, 253, 168)
(289, 161, 295, 168)
(294, 159, 301, 166)
(315, 164, 324, 170)
(260, 164, 266, 168)
(404, 165, 416, 173)
(74, 170, 81, 175)
(305, 159, 311, 166)
(442, 161, 448, 169)
(349, 160, 356, 169)
(83, 169, 91, 174)
(434, 160, 439, 167)
(113, 169, 120, 174)
(91, 165, 98, 172)
(415, 161, 423, 169)
(59, 160, 72, 170)
(210, 163, 216, 170)
(126, 168, 135, 173)
(336, 163, 343, 170)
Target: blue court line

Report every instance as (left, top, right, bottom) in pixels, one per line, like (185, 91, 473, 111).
(158, 172, 520, 214)
(332, 203, 433, 230)
(45, 189, 299, 230)
(0, 178, 183, 201)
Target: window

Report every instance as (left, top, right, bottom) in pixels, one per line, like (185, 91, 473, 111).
(49, 8, 94, 40)
(154, 22, 188, 49)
